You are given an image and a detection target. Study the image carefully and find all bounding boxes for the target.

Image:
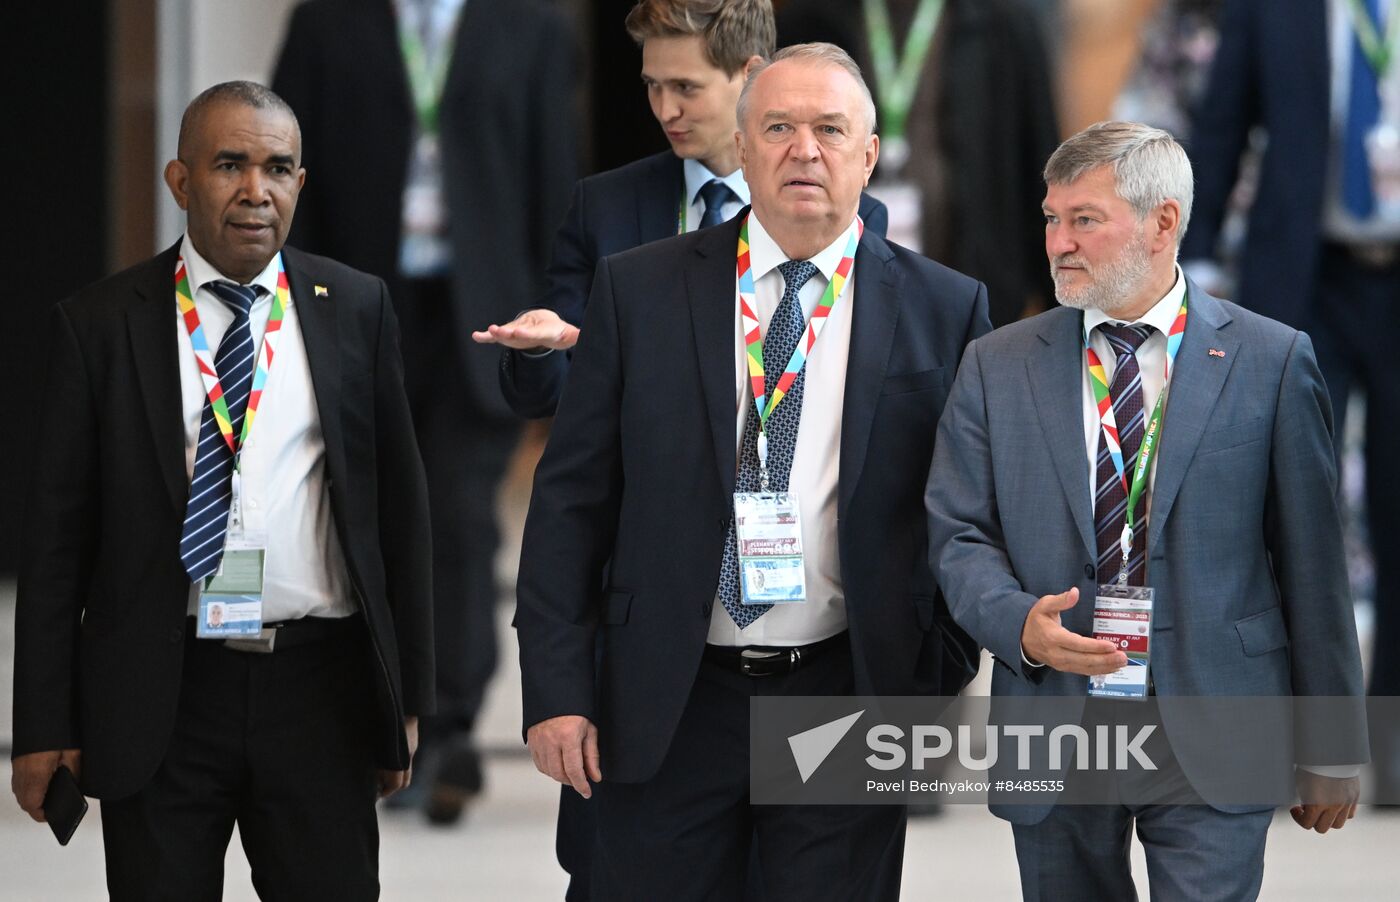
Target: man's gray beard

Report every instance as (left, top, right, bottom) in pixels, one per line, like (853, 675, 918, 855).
(1052, 231, 1153, 315)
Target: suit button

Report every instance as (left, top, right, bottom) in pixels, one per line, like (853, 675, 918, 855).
(1084, 564, 1094, 578)
(170, 626, 184, 644)
(701, 602, 712, 617)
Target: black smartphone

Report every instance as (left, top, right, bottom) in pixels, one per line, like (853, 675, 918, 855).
(42, 764, 88, 846)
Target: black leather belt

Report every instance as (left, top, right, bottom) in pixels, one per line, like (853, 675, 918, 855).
(189, 614, 360, 653)
(703, 632, 847, 677)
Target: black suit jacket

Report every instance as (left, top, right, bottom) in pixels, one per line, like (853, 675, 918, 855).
(515, 213, 990, 783)
(1182, 0, 1331, 328)
(500, 150, 892, 418)
(778, 0, 1060, 328)
(12, 243, 434, 800)
(272, 0, 578, 417)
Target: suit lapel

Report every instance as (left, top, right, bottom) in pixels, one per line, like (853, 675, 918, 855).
(687, 219, 744, 496)
(837, 231, 899, 518)
(280, 248, 345, 477)
(640, 152, 684, 244)
(129, 243, 191, 513)
(1027, 309, 1095, 558)
(1145, 284, 1238, 553)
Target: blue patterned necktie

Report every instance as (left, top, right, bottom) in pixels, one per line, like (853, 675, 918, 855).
(717, 259, 821, 628)
(179, 281, 262, 582)
(1345, 0, 1383, 218)
(698, 179, 738, 229)
(1093, 323, 1154, 586)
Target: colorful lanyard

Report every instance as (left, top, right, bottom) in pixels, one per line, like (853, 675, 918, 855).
(737, 214, 863, 431)
(1084, 292, 1188, 581)
(1347, 0, 1400, 79)
(677, 186, 688, 235)
(863, 0, 945, 142)
(175, 257, 288, 457)
(397, 3, 461, 134)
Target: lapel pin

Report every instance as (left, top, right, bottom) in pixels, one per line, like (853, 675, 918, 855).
(314, 284, 329, 298)
(1208, 348, 1226, 358)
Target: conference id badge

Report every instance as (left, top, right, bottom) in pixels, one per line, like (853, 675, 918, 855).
(1087, 584, 1153, 700)
(1368, 119, 1400, 221)
(733, 492, 806, 605)
(196, 475, 265, 639)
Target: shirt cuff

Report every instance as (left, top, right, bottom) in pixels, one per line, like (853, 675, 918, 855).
(1297, 764, 1362, 779)
(519, 346, 556, 359)
(1020, 646, 1046, 668)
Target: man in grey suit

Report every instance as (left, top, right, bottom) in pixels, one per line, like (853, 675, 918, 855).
(926, 122, 1366, 901)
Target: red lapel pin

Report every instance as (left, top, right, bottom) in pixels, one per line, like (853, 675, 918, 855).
(1208, 348, 1226, 358)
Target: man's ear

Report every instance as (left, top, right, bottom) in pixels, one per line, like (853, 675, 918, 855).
(164, 159, 190, 210)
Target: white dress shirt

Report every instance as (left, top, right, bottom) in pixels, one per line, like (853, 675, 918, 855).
(682, 158, 751, 233)
(707, 212, 859, 647)
(177, 235, 353, 621)
(1080, 265, 1188, 512)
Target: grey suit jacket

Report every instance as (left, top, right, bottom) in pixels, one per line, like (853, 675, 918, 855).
(926, 280, 1366, 822)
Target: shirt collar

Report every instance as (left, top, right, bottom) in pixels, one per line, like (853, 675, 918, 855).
(179, 233, 284, 304)
(745, 211, 860, 285)
(1083, 263, 1186, 339)
(683, 157, 751, 208)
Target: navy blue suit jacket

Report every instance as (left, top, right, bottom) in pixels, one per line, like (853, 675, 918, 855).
(1183, 0, 1332, 328)
(515, 214, 987, 783)
(500, 151, 890, 417)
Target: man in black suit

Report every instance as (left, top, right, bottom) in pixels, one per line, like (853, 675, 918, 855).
(10, 82, 432, 900)
(1183, 0, 1400, 794)
(474, 0, 887, 419)
(271, 0, 578, 822)
(517, 44, 987, 900)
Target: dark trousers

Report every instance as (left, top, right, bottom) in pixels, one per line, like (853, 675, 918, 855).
(396, 277, 519, 745)
(100, 622, 380, 901)
(591, 639, 906, 902)
(1310, 247, 1400, 780)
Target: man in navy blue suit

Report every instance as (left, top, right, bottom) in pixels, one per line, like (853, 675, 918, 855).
(516, 43, 984, 900)
(1183, 0, 1400, 794)
(472, 0, 886, 419)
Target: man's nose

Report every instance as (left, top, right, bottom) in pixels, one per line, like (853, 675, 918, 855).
(240, 168, 271, 204)
(788, 126, 820, 161)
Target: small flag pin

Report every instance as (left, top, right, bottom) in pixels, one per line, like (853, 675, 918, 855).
(314, 285, 329, 297)
(1208, 348, 1226, 358)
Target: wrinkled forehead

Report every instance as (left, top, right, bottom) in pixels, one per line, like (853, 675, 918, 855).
(186, 100, 301, 159)
(748, 59, 864, 123)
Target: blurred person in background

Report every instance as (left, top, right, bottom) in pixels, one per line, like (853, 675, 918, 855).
(476, 0, 887, 420)
(1183, 0, 1400, 797)
(10, 81, 432, 900)
(775, 0, 1061, 327)
(271, 0, 580, 825)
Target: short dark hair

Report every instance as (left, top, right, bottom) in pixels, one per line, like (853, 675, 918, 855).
(177, 81, 299, 160)
(625, 0, 775, 75)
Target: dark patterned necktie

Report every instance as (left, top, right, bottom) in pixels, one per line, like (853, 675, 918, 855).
(1093, 323, 1154, 586)
(717, 259, 821, 628)
(179, 281, 262, 582)
(698, 179, 738, 229)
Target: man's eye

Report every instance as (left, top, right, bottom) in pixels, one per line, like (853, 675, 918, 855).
(1076, 217, 1096, 227)
(820, 125, 841, 136)
(766, 123, 789, 134)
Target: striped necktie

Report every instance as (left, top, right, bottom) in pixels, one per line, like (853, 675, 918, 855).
(179, 281, 262, 582)
(1093, 323, 1154, 586)
(717, 259, 821, 628)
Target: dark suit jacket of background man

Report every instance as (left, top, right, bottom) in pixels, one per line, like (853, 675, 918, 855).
(501, 149, 892, 418)
(777, 0, 1060, 328)
(12, 243, 434, 800)
(273, 0, 578, 419)
(516, 213, 988, 783)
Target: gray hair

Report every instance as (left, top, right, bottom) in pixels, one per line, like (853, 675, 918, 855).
(1044, 121, 1194, 244)
(736, 42, 878, 136)
(178, 81, 299, 161)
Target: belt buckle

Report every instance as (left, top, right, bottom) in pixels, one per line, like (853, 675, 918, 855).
(740, 648, 782, 676)
(225, 627, 277, 654)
